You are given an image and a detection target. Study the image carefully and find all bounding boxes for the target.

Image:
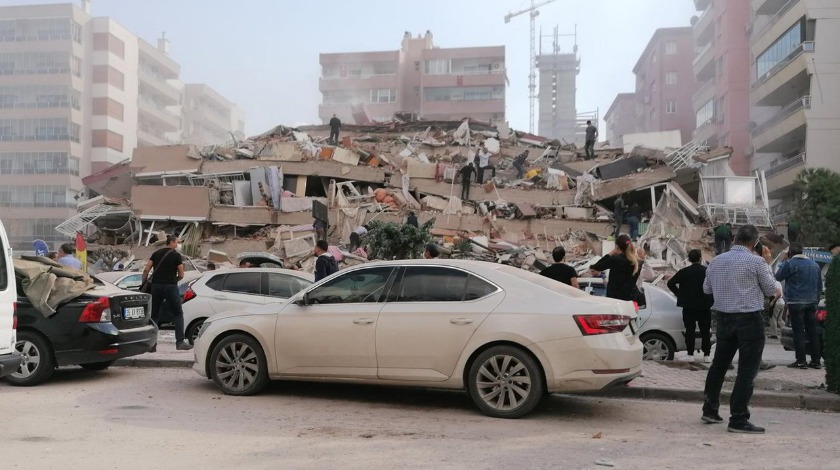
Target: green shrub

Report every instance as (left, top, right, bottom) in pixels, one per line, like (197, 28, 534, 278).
(363, 218, 435, 260)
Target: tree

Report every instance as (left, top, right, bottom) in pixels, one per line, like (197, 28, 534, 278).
(825, 256, 840, 394)
(792, 168, 840, 247)
(363, 218, 435, 260)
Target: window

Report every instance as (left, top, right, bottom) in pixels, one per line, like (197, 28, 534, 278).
(0, 118, 79, 142)
(756, 20, 804, 79)
(696, 99, 715, 127)
(205, 274, 226, 291)
(117, 274, 143, 290)
(372, 61, 396, 75)
(369, 88, 396, 103)
(0, 185, 71, 208)
(423, 86, 504, 102)
(267, 273, 311, 298)
(665, 72, 677, 85)
(464, 275, 497, 300)
(222, 272, 262, 295)
(665, 41, 678, 55)
(393, 267, 469, 302)
(0, 152, 78, 176)
(424, 59, 450, 75)
(0, 51, 72, 75)
(0, 228, 6, 290)
(666, 100, 677, 114)
(306, 267, 394, 305)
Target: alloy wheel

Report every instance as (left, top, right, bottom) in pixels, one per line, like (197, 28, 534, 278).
(14, 340, 42, 379)
(643, 338, 671, 361)
(474, 354, 532, 411)
(214, 341, 261, 393)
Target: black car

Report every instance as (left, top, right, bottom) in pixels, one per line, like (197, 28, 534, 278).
(6, 275, 157, 386)
(781, 300, 826, 356)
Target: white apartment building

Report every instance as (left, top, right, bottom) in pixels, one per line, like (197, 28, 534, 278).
(750, 0, 840, 218)
(0, 2, 243, 250)
(183, 83, 245, 147)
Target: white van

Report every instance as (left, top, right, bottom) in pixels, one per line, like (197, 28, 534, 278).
(0, 219, 21, 378)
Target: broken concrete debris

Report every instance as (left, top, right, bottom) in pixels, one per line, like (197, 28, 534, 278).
(75, 117, 754, 283)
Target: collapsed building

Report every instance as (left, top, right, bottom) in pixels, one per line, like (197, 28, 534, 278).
(67, 118, 780, 280)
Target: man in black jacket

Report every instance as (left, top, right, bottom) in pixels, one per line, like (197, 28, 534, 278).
(329, 114, 341, 145)
(313, 240, 338, 282)
(667, 249, 713, 362)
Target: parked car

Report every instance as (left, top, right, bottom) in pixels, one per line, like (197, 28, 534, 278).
(577, 277, 704, 360)
(7, 273, 157, 386)
(96, 270, 202, 325)
(182, 268, 313, 343)
(0, 220, 22, 378)
(193, 260, 642, 418)
(781, 299, 826, 357)
(237, 252, 285, 269)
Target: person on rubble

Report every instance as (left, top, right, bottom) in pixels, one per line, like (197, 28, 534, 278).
(667, 249, 713, 363)
(584, 120, 598, 160)
(423, 243, 440, 259)
(540, 246, 579, 288)
(627, 201, 642, 241)
(513, 152, 528, 179)
(406, 211, 419, 228)
(590, 234, 641, 302)
(349, 225, 368, 252)
(313, 217, 328, 242)
(613, 195, 626, 238)
(329, 114, 341, 145)
(475, 143, 495, 185)
(314, 240, 339, 282)
(459, 162, 476, 201)
(714, 223, 733, 254)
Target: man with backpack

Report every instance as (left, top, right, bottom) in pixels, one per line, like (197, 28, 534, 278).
(314, 240, 339, 282)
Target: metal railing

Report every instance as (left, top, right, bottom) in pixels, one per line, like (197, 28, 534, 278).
(752, 41, 814, 89)
(754, 0, 800, 40)
(764, 152, 806, 178)
(692, 79, 716, 104)
(752, 95, 810, 136)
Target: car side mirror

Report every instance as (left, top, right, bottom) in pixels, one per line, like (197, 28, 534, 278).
(295, 292, 309, 306)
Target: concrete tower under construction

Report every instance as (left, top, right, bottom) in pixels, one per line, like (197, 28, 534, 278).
(537, 27, 580, 143)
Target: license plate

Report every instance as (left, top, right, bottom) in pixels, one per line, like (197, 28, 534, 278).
(123, 306, 145, 320)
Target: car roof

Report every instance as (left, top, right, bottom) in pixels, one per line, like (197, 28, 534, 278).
(203, 267, 314, 281)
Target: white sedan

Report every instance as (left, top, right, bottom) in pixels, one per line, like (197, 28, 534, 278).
(192, 260, 642, 418)
(182, 267, 314, 343)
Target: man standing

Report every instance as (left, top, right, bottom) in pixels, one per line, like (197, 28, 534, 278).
(142, 236, 192, 351)
(714, 223, 732, 254)
(584, 120, 598, 160)
(512, 151, 528, 179)
(613, 195, 626, 238)
(540, 247, 579, 288)
(313, 217, 328, 242)
(56, 243, 82, 270)
(701, 225, 780, 434)
(459, 162, 475, 201)
(406, 211, 419, 228)
(775, 243, 823, 369)
(627, 202, 642, 241)
(328, 114, 341, 145)
(667, 249, 713, 363)
(475, 144, 495, 185)
(313, 240, 338, 282)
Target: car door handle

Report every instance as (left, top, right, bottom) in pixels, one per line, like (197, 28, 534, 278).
(353, 318, 375, 325)
(213, 295, 228, 300)
(450, 318, 474, 325)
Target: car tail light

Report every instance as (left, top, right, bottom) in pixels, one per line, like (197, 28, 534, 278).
(816, 309, 827, 322)
(183, 287, 196, 303)
(79, 297, 111, 323)
(574, 314, 632, 335)
(632, 301, 639, 312)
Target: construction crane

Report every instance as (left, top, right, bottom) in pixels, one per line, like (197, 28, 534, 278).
(505, 0, 558, 134)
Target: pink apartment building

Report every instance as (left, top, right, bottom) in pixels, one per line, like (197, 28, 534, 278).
(319, 31, 505, 125)
(691, 0, 752, 176)
(604, 92, 638, 148)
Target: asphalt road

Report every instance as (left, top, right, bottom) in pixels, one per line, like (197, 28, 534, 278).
(1, 367, 836, 470)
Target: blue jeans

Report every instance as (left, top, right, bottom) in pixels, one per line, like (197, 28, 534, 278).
(513, 161, 525, 179)
(627, 216, 640, 240)
(703, 311, 765, 424)
(151, 283, 186, 344)
(788, 303, 820, 364)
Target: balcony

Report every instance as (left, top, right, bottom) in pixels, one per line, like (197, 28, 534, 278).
(753, 0, 794, 17)
(138, 67, 180, 105)
(763, 153, 806, 194)
(752, 95, 809, 153)
(752, 0, 807, 54)
(694, 118, 720, 146)
(694, 0, 711, 11)
(752, 42, 813, 106)
(137, 127, 169, 147)
(693, 42, 716, 82)
(421, 72, 506, 88)
(318, 74, 398, 92)
(138, 98, 180, 131)
(693, 7, 715, 46)
(692, 79, 716, 110)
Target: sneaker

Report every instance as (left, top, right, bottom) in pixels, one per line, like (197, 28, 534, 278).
(759, 362, 776, 370)
(787, 362, 808, 369)
(809, 362, 822, 370)
(176, 342, 193, 351)
(701, 413, 724, 424)
(727, 421, 765, 434)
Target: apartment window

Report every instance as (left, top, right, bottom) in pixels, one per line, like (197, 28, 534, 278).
(756, 20, 804, 79)
(696, 99, 715, 127)
(369, 88, 396, 103)
(462, 63, 493, 75)
(92, 130, 124, 152)
(0, 18, 79, 43)
(0, 118, 79, 142)
(666, 100, 677, 114)
(665, 72, 677, 85)
(423, 86, 503, 102)
(0, 51, 72, 75)
(0, 185, 72, 208)
(665, 41, 678, 55)
(424, 59, 451, 75)
(0, 152, 79, 176)
(372, 61, 397, 75)
(0, 85, 80, 110)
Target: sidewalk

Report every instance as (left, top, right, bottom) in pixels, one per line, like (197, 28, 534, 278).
(116, 331, 840, 412)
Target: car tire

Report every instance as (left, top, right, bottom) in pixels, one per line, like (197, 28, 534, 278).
(641, 332, 675, 361)
(209, 334, 269, 396)
(185, 318, 206, 345)
(7, 332, 55, 387)
(467, 345, 545, 419)
(79, 361, 116, 371)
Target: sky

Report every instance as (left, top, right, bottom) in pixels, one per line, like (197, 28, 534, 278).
(6, 0, 698, 136)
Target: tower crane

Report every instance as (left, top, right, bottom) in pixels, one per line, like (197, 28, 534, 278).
(505, 0, 558, 134)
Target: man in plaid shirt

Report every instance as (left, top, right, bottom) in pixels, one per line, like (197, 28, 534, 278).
(701, 224, 780, 434)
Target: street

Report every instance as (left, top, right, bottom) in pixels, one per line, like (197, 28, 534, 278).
(1, 367, 836, 470)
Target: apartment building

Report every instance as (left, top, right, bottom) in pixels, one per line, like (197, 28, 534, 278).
(750, 0, 840, 217)
(604, 93, 638, 148)
(632, 27, 698, 145)
(183, 83, 245, 147)
(319, 31, 505, 125)
(0, 2, 243, 250)
(691, 0, 752, 176)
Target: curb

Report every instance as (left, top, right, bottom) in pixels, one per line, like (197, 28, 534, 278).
(593, 386, 840, 412)
(114, 357, 194, 368)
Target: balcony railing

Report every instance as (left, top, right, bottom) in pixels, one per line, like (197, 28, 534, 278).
(692, 79, 716, 103)
(752, 95, 810, 136)
(752, 42, 814, 89)
(321, 72, 397, 80)
(754, 0, 800, 40)
(693, 42, 714, 67)
(764, 152, 806, 178)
